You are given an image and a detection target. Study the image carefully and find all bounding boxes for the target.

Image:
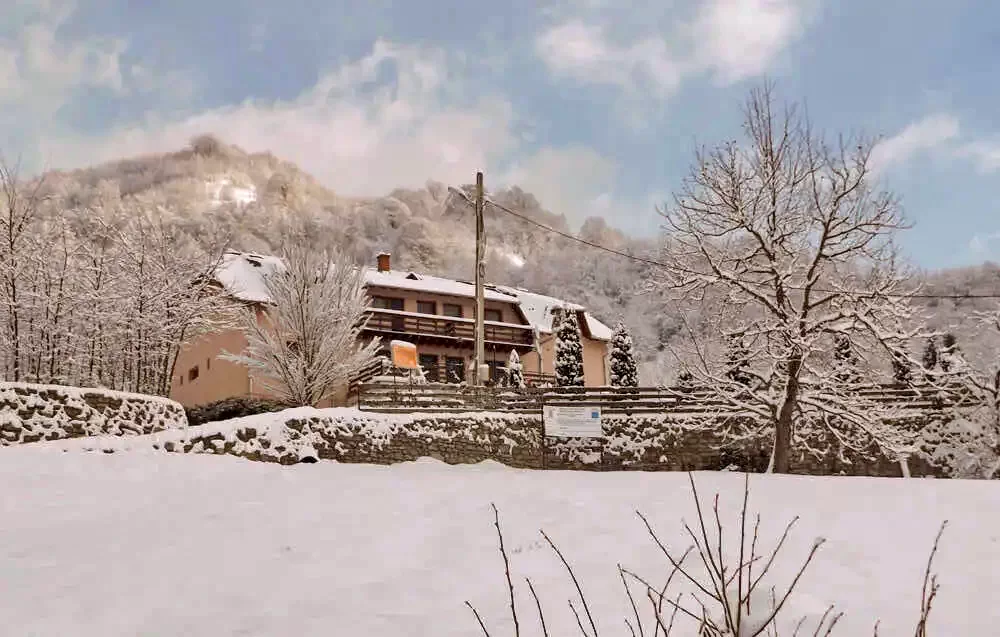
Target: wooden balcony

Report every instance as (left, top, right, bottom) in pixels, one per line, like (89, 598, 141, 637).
(362, 308, 536, 349)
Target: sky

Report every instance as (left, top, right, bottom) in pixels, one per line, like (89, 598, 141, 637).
(1, 0, 999, 270)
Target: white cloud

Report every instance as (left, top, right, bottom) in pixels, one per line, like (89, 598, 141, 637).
(694, 0, 810, 82)
(957, 140, 1000, 174)
(0, 0, 127, 111)
(535, 0, 812, 101)
(498, 145, 619, 225)
(535, 21, 682, 98)
(869, 114, 960, 173)
(39, 41, 524, 197)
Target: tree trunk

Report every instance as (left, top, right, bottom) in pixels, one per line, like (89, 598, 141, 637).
(772, 354, 803, 474)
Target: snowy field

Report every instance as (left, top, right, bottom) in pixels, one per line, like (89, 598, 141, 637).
(1, 448, 997, 636)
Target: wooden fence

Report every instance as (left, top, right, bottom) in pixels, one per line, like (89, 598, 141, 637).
(355, 381, 979, 415)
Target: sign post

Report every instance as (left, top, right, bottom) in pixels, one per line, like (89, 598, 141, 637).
(543, 405, 603, 437)
(389, 340, 418, 397)
(541, 405, 603, 468)
(390, 340, 418, 370)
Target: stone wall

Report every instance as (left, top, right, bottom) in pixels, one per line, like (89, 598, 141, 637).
(0, 382, 188, 445)
(115, 407, 961, 477)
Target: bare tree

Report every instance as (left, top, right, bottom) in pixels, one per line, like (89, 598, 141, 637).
(0, 158, 49, 381)
(471, 474, 948, 637)
(0, 165, 233, 395)
(224, 239, 380, 406)
(657, 83, 925, 473)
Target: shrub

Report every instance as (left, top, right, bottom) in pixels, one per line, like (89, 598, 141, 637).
(185, 396, 292, 427)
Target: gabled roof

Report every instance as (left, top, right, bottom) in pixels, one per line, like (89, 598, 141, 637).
(365, 268, 518, 303)
(214, 251, 612, 341)
(215, 252, 284, 304)
(496, 286, 613, 341)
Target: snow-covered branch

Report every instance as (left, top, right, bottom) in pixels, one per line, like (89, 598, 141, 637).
(656, 83, 934, 472)
(223, 238, 381, 406)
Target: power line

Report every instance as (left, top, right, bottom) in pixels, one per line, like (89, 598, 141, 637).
(478, 195, 1000, 301)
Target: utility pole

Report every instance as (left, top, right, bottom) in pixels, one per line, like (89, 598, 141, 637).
(473, 171, 486, 386)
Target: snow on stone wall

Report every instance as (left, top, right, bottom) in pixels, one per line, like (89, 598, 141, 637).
(0, 382, 188, 445)
(916, 411, 1000, 478)
(38, 406, 979, 477)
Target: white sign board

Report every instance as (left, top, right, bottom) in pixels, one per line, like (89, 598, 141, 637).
(543, 405, 603, 438)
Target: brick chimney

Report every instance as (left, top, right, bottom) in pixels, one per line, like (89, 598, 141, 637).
(376, 252, 391, 273)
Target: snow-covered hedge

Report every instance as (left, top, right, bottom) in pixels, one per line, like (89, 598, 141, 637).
(0, 382, 188, 445)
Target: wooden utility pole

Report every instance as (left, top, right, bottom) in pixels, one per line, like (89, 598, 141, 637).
(473, 171, 486, 386)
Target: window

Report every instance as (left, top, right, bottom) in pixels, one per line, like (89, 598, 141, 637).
(443, 303, 463, 318)
(419, 353, 440, 382)
(206, 358, 211, 371)
(484, 308, 502, 323)
(372, 296, 405, 331)
(188, 366, 199, 382)
(372, 296, 404, 311)
(417, 300, 436, 315)
(445, 357, 465, 383)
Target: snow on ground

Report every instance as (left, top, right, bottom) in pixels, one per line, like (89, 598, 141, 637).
(0, 448, 996, 636)
(206, 177, 258, 208)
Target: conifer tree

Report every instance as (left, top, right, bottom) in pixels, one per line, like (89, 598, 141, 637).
(554, 309, 585, 387)
(892, 351, 912, 386)
(940, 332, 960, 373)
(724, 334, 753, 387)
(833, 333, 861, 384)
(938, 332, 970, 377)
(609, 320, 639, 387)
(505, 349, 525, 390)
(921, 337, 939, 372)
(676, 368, 694, 388)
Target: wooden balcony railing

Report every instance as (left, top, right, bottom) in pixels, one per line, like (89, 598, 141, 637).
(362, 308, 535, 348)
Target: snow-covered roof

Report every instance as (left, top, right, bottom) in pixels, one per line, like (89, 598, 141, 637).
(365, 269, 517, 302)
(215, 251, 517, 304)
(583, 313, 614, 341)
(214, 252, 611, 341)
(495, 286, 612, 342)
(214, 252, 285, 304)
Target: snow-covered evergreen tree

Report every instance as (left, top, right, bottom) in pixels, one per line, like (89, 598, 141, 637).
(833, 333, 860, 384)
(554, 309, 585, 387)
(921, 337, 939, 372)
(940, 333, 963, 373)
(505, 349, 525, 390)
(676, 368, 694, 388)
(609, 320, 638, 387)
(724, 335, 752, 387)
(892, 352, 913, 386)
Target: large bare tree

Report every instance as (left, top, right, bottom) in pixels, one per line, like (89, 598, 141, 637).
(658, 83, 926, 473)
(0, 158, 48, 382)
(224, 239, 380, 406)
